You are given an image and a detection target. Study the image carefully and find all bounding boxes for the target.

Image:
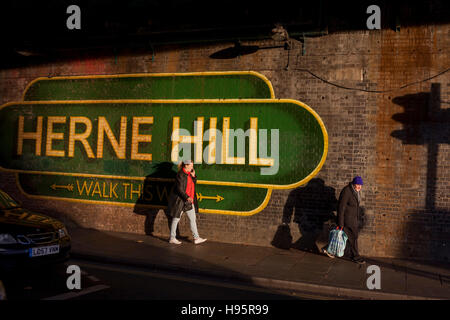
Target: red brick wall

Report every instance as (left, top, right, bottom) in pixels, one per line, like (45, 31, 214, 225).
(0, 24, 449, 261)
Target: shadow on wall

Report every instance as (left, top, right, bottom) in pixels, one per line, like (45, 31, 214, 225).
(272, 178, 339, 253)
(133, 162, 177, 238)
(391, 83, 450, 261)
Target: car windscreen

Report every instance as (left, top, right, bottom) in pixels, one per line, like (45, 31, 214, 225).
(0, 189, 20, 209)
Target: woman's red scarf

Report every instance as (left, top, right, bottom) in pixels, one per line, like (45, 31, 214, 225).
(183, 168, 195, 199)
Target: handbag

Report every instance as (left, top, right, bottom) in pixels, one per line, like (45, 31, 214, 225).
(183, 200, 193, 212)
(326, 227, 348, 257)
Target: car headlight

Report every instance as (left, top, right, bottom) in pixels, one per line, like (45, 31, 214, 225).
(58, 227, 69, 238)
(0, 233, 17, 244)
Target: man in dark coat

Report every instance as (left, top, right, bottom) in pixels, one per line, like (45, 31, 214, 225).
(167, 160, 206, 245)
(336, 176, 365, 264)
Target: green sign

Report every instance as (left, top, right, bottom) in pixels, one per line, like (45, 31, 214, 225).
(17, 172, 271, 215)
(23, 71, 274, 100)
(0, 72, 328, 215)
(19, 71, 274, 215)
(1, 100, 325, 186)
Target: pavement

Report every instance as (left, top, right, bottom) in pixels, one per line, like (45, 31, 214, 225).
(67, 226, 450, 300)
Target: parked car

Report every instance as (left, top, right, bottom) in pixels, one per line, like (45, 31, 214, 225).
(0, 188, 71, 272)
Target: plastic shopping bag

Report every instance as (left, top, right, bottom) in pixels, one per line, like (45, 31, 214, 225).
(326, 227, 348, 257)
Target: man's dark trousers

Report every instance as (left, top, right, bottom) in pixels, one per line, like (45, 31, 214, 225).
(343, 227, 360, 259)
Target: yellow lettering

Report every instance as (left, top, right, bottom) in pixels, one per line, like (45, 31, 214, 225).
(130, 183, 142, 200)
(76, 180, 94, 195)
(68, 117, 95, 158)
(110, 183, 119, 198)
(92, 182, 102, 197)
(123, 183, 130, 199)
(222, 117, 245, 165)
(97, 116, 127, 159)
(102, 182, 109, 198)
(17, 116, 43, 156)
(46, 116, 66, 157)
(171, 116, 204, 163)
(249, 117, 274, 167)
(206, 118, 217, 164)
(131, 117, 153, 161)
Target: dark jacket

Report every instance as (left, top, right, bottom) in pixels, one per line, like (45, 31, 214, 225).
(167, 169, 199, 218)
(337, 183, 360, 234)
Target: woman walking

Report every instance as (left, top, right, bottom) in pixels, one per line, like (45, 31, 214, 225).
(167, 160, 207, 245)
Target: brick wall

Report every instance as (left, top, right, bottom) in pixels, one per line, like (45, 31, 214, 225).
(0, 24, 449, 261)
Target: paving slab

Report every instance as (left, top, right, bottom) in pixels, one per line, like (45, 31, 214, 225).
(375, 265, 407, 295)
(323, 260, 367, 289)
(406, 273, 450, 299)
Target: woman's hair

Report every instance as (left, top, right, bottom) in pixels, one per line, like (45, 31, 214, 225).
(177, 160, 193, 171)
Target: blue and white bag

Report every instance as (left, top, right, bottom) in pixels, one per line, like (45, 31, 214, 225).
(326, 228, 348, 257)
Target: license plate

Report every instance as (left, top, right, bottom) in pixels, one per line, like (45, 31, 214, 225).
(29, 245, 60, 257)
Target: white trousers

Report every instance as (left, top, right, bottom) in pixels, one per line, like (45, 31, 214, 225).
(170, 208, 200, 240)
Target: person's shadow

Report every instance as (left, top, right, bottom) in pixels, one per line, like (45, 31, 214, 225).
(272, 178, 338, 253)
(133, 162, 181, 238)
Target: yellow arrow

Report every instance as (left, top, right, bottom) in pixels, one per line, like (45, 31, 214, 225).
(196, 193, 224, 202)
(50, 184, 74, 192)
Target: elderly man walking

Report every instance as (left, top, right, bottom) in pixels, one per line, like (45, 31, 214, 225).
(338, 176, 365, 264)
(323, 176, 365, 264)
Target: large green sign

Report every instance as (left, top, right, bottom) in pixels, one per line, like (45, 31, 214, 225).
(0, 72, 327, 215)
(23, 71, 274, 100)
